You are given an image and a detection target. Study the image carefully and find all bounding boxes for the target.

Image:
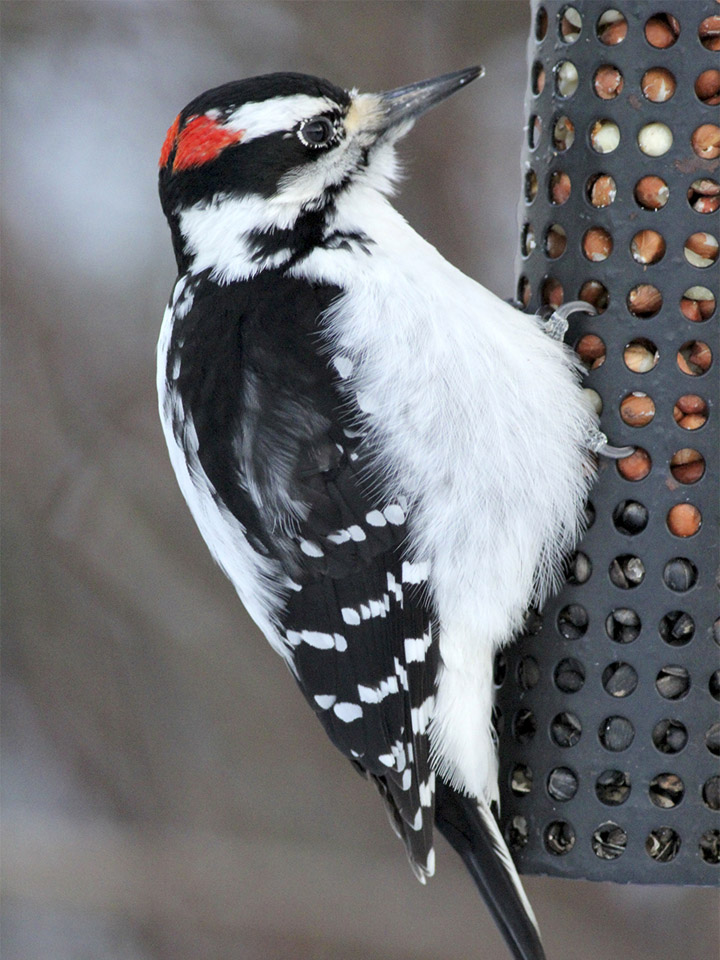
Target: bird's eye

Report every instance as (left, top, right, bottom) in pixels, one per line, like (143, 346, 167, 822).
(298, 116, 339, 149)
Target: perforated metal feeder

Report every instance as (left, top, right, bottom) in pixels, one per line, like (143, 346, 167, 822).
(496, 0, 719, 885)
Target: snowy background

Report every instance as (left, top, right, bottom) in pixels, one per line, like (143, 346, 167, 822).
(2, 2, 717, 959)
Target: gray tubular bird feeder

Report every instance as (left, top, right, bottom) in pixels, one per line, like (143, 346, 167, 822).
(496, 0, 719, 885)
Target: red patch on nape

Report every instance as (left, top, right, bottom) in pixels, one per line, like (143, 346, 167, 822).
(172, 114, 246, 172)
(159, 113, 181, 169)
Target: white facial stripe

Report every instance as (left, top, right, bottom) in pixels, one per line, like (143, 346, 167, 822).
(224, 94, 340, 143)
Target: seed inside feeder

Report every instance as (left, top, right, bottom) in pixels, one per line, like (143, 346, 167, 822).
(684, 232, 719, 268)
(677, 340, 712, 376)
(656, 665, 691, 701)
(695, 69, 720, 106)
(652, 718, 687, 755)
(521, 222, 536, 258)
(631, 230, 665, 265)
(516, 655, 540, 691)
(642, 67, 676, 103)
(542, 276, 564, 308)
(673, 393, 703, 417)
(692, 124, 720, 160)
(551, 711, 582, 748)
(493, 650, 507, 687)
(557, 603, 589, 640)
(663, 558, 698, 593)
(638, 122, 672, 157)
(594, 65, 623, 100)
(649, 773, 685, 809)
(579, 279, 608, 312)
(595, 770, 631, 806)
(644, 13, 680, 48)
(522, 607, 544, 637)
(584, 501, 596, 529)
(694, 834, 716, 864)
(554, 657, 586, 694)
(555, 60, 578, 98)
(491, 705, 504, 738)
(583, 388, 602, 415)
(599, 715, 635, 752)
(591, 119, 620, 154)
(531, 61, 545, 96)
(529, 114, 542, 150)
(587, 172, 616, 207)
(605, 608, 641, 645)
(706, 722, 720, 757)
(670, 448, 705, 485)
(634, 175, 668, 210)
(576, 334, 605, 370)
(659, 611, 695, 647)
(510, 763, 533, 797)
(667, 504, 701, 538)
(583, 226, 612, 261)
(545, 223, 567, 259)
(549, 170, 571, 205)
(612, 499, 648, 535)
(535, 6, 547, 41)
(507, 814, 529, 851)
(674, 393, 708, 430)
(617, 447, 651, 482)
(547, 766, 578, 802)
(699, 15, 720, 51)
(545, 820, 576, 856)
(597, 9, 627, 46)
(620, 392, 655, 427)
(609, 560, 636, 591)
(559, 6, 582, 44)
(553, 115, 575, 151)
(524, 168, 538, 204)
(687, 179, 720, 216)
(517, 275, 531, 309)
(609, 555, 645, 589)
(592, 822, 627, 860)
(703, 776, 720, 812)
(623, 338, 658, 373)
(680, 284, 716, 321)
(566, 550, 592, 584)
(628, 284, 662, 318)
(646, 827, 681, 863)
(513, 708, 537, 744)
(602, 661, 637, 698)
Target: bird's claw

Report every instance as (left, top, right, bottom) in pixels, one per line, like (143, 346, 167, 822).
(586, 429, 635, 460)
(540, 300, 598, 341)
(539, 307, 628, 459)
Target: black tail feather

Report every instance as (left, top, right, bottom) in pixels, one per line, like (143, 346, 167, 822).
(435, 778, 546, 960)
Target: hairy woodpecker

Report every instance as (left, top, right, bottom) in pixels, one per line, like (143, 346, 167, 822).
(157, 68, 599, 960)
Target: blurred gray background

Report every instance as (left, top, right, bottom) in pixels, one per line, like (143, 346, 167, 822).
(2, 2, 717, 959)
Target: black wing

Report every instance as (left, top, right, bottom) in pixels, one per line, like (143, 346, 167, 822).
(166, 269, 439, 876)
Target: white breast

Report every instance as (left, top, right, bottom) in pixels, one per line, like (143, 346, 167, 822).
(296, 185, 597, 800)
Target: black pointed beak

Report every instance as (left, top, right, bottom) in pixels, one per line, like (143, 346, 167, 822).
(377, 66, 483, 133)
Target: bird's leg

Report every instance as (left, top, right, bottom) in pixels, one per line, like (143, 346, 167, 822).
(538, 301, 636, 461)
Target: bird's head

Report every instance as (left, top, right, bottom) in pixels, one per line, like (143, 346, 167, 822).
(159, 68, 482, 274)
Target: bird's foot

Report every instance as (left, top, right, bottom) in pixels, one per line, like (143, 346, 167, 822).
(586, 428, 635, 460)
(539, 300, 598, 341)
